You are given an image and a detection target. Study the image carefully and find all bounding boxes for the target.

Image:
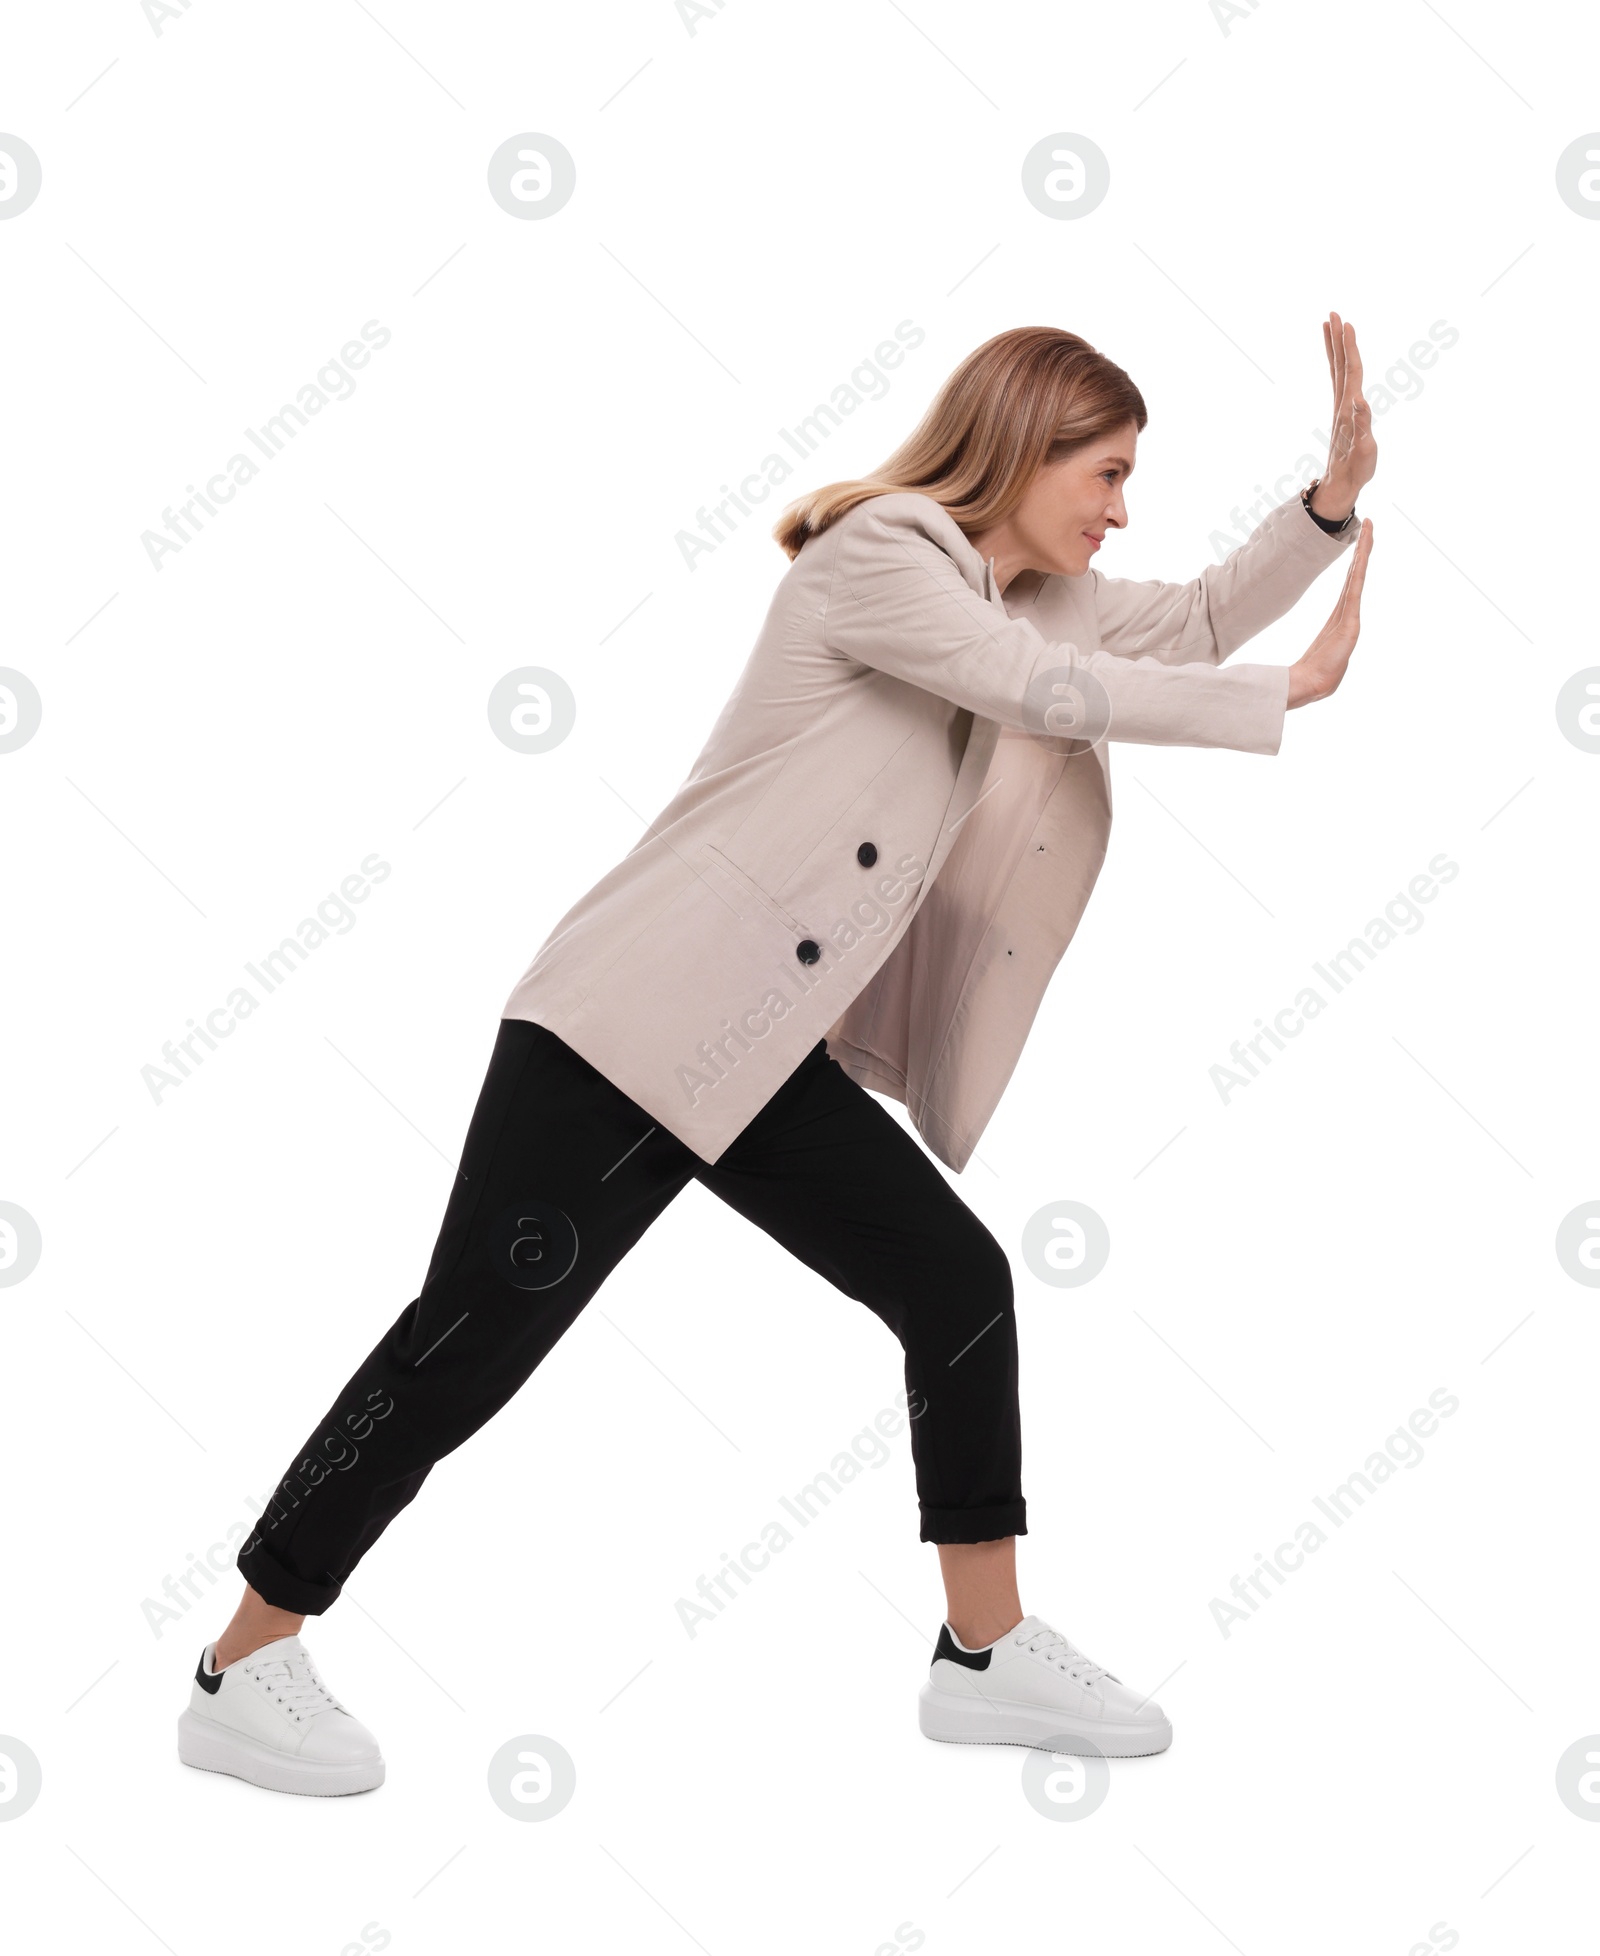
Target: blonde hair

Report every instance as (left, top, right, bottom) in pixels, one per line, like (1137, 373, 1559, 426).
(773, 325, 1147, 561)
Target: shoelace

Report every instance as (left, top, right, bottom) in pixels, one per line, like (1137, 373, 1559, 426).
(1016, 1621, 1114, 1688)
(244, 1655, 343, 1723)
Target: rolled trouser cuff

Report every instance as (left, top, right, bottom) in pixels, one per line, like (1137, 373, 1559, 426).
(919, 1499, 1027, 1545)
(236, 1532, 344, 1616)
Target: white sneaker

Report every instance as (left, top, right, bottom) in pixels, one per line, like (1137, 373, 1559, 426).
(918, 1613, 1173, 1757)
(177, 1636, 385, 1795)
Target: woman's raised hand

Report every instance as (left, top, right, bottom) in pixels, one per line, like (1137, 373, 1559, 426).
(1310, 313, 1377, 521)
(1287, 517, 1374, 708)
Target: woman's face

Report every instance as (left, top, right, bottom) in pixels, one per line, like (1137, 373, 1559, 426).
(988, 421, 1139, 585)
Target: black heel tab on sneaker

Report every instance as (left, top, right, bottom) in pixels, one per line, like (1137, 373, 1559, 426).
(933, 1624, 992, 1672)
(194, 1647, 222, 1694)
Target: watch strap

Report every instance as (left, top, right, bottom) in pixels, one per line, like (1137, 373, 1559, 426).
(1301, 476, 1356, 536)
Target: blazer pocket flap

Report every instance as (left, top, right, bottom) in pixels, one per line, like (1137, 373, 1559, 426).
(697, 842, 808, 936)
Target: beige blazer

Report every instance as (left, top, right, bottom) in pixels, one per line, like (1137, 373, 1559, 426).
(503, 491, 1358, 1170)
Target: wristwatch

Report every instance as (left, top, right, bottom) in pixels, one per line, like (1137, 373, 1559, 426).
(1301, 476, 1357, 536)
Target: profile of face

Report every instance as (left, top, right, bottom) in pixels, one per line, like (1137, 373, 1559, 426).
(1006, 419, 1138, 580)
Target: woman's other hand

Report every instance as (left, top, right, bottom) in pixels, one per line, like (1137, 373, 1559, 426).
(1287, 518, 1373, 708)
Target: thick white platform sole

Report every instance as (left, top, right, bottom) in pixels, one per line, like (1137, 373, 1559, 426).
(177, 1710, 385, 1795)
(918, 1683, 1172, 1757)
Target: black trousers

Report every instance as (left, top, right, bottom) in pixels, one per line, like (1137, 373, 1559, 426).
(238, 1020, 1025, 1614)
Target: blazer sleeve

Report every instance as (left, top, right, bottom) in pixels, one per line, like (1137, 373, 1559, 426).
(818, 492, 1289, 755)
(1090, 492, 1360, 669)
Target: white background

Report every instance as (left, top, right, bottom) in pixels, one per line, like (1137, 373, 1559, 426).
(3, 1, 1595, 1950)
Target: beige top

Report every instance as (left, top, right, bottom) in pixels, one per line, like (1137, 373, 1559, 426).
(503, 491, 1357, 1169)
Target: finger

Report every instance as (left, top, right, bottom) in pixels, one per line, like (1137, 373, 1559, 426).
(1343, 320, 1364, 402)
(1331, 519, 1372, 616)
(1329, 309, 1347, 407)
(1323, 317, 1336, 384)
(1342, 519, 1373, 610)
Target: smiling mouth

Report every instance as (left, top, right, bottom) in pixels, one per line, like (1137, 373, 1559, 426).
(1084, 532, 1104, 547)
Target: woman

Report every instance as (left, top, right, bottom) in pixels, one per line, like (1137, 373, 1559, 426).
(179, 319, 1375, 1795)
